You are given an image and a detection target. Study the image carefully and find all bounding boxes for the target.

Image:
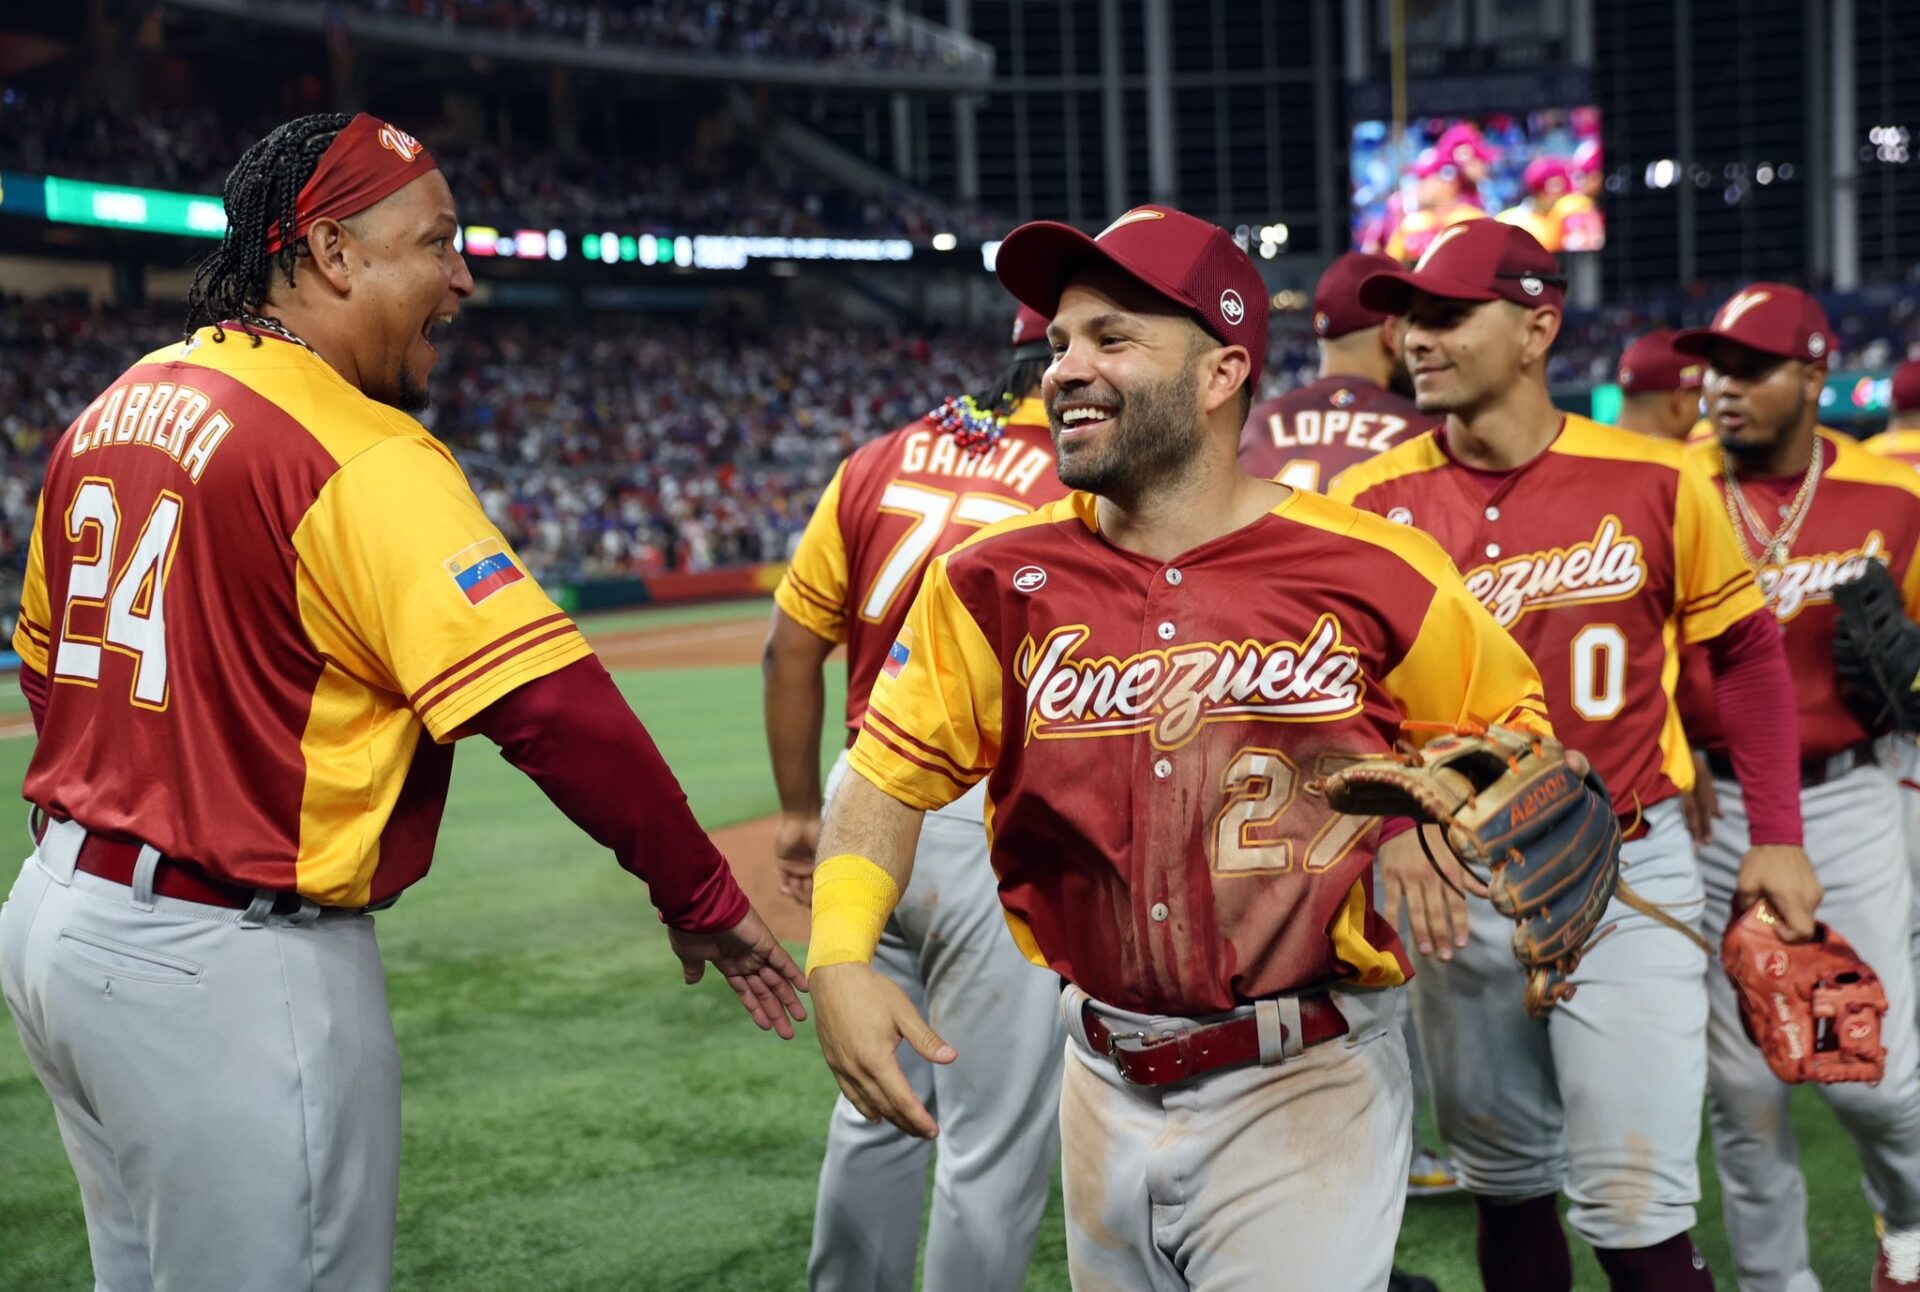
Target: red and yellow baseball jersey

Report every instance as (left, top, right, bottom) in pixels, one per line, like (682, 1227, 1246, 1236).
(13, 328, 591, 906)
(1681, 431, 1920, 758)
(849, 488, 1549, 1015)
(774, 399, 1067, 732)
(1865, 428, 1920, 473)
(1329, 415, 1764, 813)
(1238, 376, 1442, 493)
(1498, 195, 1603, 255)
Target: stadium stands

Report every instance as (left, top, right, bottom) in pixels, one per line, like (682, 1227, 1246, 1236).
(329, 0, 951, 71)
(0, 93, 1003, 240)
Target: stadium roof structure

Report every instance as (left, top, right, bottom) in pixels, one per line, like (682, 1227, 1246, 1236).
(159, 0, 996, 92)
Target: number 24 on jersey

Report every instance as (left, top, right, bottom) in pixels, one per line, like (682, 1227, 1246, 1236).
(52, 478, 184, 709)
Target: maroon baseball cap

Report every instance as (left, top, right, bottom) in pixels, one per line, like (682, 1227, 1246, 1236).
(1357, 218, 1566, 313)
(1010, 304, 1050, 350)
(1313, 252, 1402, 339)
(1617, 330, 1706, 395)
(994, 204, 1270, 383)
(1671, 284, 1836, 365)
(1893, 359, 1920, 413)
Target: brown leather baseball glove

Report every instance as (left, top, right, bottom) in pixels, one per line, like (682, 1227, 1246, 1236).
(1722, 903, 1887, 1085)
(1316, 723, 1622, 1017)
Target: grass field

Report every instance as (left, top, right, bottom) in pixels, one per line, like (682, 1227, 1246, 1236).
(0, 600, 1894, 1289)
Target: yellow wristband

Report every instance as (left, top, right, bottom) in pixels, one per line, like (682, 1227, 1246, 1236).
(807, 854, 902, 972)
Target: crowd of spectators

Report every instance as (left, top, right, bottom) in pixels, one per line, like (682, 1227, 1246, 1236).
(3, 285, 1918, 638)
(336, 0, 968, 73)
(430, 314, 996, 581)
(0, 92, 1004, 240)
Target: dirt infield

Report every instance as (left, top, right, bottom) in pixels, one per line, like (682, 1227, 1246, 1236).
(593, 613, 774, 670)
(711, 814, 811, 943)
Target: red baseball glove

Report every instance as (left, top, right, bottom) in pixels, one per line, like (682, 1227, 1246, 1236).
(1721, 904, 1888, 1085)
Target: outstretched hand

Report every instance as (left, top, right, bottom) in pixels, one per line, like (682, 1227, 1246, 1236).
(668, 907, 810, 1038)
(811, 962, 954, 1138)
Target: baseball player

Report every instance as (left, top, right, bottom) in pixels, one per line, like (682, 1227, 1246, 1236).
(1238, 251, 1458, 1212)
(805, 202, 1568, 1291)
(1330, 220, 1819, 1292)
(1494, 156, 1604, 255)
(1865, 357, 1920, 990)
(765, 305, 1068, 1292)
(1239, 252, 1442, 493)
(0, 113, 804, 1291)
(1613, 329, 1707, 443)
(1672, 286, 1920, 1291)
(1385, 156, 1490, 265)
(1866, 359, 1920, 469)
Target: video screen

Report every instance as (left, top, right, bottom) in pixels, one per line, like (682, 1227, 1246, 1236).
(1351, 107, 1605, 262)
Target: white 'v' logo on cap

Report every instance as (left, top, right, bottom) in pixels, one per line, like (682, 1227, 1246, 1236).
(1718, 289, 1772, 330)
(1413, 223, 1472, 272)
(1098, 209, 1166, 240)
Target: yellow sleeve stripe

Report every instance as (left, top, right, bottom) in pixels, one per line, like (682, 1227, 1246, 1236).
(862, 707, 992, 782)
(11, 626, 48, 673)
(419, 630, 594, 741)
(408, 613, 572, 709)
(16, 619, 50, 645)
(1682, 568, 1758, 616)
(846, 735, 966, 812)
(412, 617, 587, 720)
(778, 568, 845, 619)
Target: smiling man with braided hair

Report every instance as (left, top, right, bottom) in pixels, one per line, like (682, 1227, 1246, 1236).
(0, 112, 804, 1291)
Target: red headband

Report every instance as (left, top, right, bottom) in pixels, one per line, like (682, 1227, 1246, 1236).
(262, 113, 438, 255)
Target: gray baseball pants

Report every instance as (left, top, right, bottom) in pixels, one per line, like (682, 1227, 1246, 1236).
(1407, 798, 1711, 1249)
(807, 759, 1064, 1292)
(1701, 762, 1920, 1292)
(1057, 983, 1411, 1290)
(0, 818, 399, 1291)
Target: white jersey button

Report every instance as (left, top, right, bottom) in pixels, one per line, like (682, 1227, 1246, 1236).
(1157, 622, 1176, 641)
(1153, 758, 1173, 779)
(1150, 902, 1170, 922)
(1165, 568, 1183, 585)
(1486, 505, 1501, 521)
(1485, 543, 1501, 558)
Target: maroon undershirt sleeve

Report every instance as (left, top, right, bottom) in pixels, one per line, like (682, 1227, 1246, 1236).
(469, 656, 750, 933)
(1703, 608, 1804, 846)
(20, 662, 46, 736)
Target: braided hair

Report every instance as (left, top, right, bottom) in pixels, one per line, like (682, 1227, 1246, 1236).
(926, 346, 1052, 457)
(183, 112, 355, 344)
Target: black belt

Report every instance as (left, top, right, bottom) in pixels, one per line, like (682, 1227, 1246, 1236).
(1704, 740, 1876, 789)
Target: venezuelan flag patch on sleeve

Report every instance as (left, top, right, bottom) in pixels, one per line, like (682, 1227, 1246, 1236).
(445, 538, 525, 606)
(882, 629, 912, 679)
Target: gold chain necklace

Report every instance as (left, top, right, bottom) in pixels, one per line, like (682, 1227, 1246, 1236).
(1721, 442, 1821, 570)
(238, 313, 315, 355)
